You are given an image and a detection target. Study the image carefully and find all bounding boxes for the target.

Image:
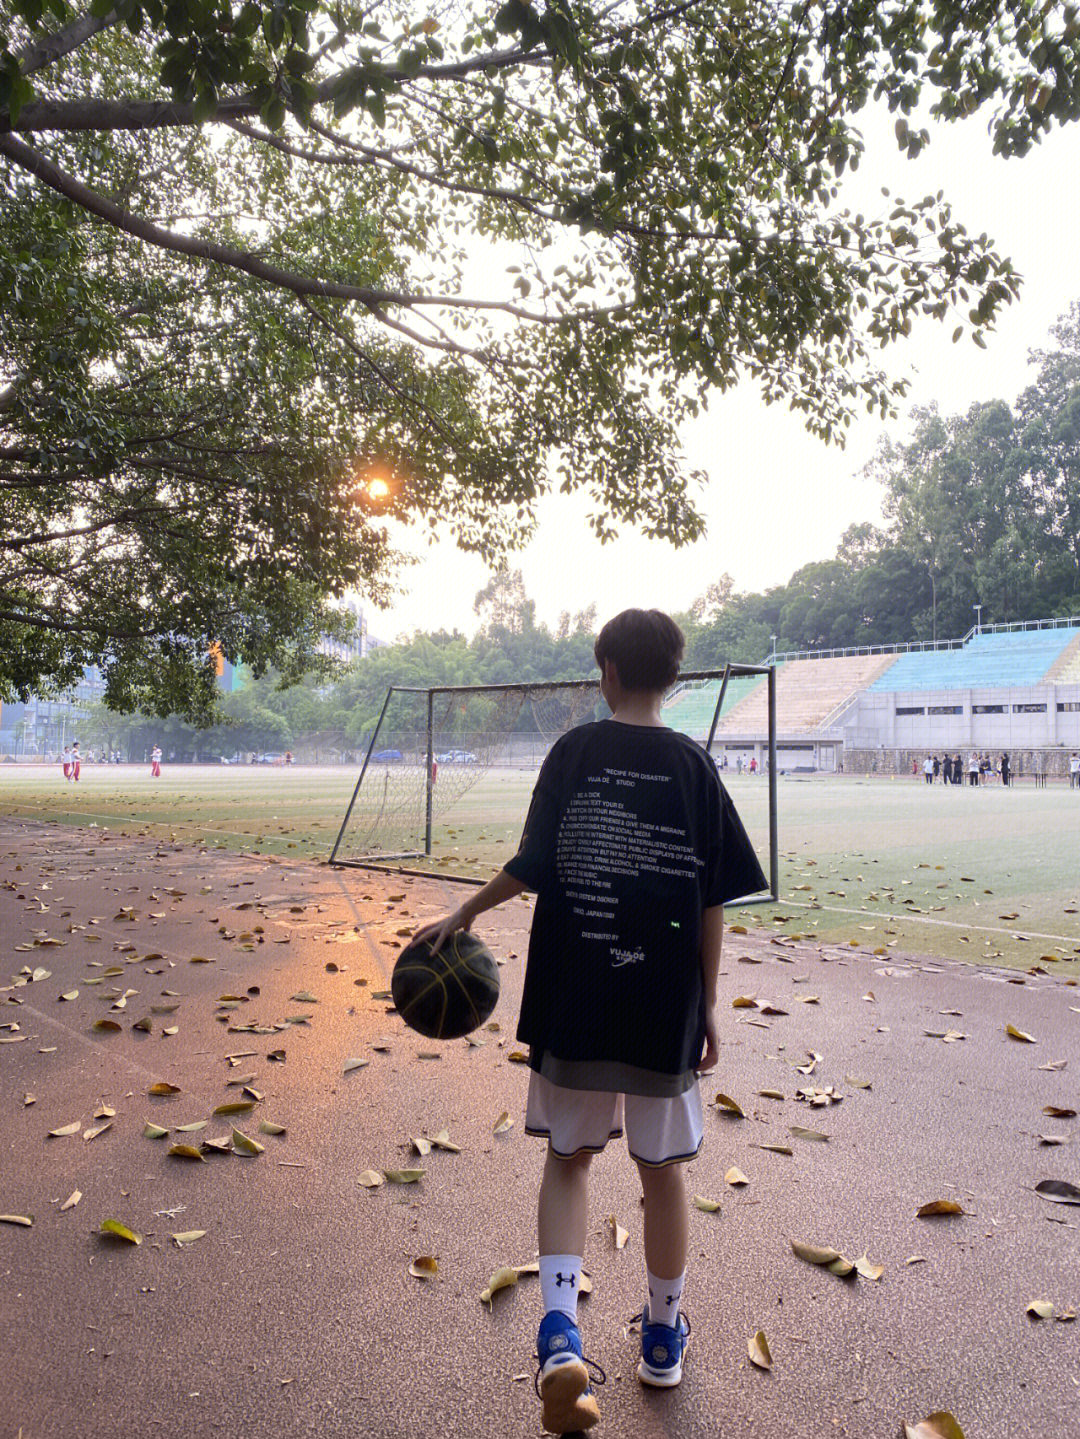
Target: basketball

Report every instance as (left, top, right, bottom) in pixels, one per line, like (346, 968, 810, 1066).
(391, 931, 500, 1040)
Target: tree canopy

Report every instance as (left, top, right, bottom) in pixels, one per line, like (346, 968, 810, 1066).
(3, 0, 1080, 715)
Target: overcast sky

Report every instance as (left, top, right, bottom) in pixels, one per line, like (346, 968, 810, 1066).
(363, 107, 1080, 647)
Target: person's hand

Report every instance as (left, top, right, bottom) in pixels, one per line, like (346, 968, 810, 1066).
(412, 904, 474, 955)
(697, 1000, 719, 1075)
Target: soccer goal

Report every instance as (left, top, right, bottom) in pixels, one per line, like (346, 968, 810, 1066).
(329, 667, 778, 902)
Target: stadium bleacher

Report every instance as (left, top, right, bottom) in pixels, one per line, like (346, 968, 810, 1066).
(714, 653, 898, 733)
(1045, 631, 1080, 685)
(663, 675, 763, 739)
(868, 627, 1080, 692)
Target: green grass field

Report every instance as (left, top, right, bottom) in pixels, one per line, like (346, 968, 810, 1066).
(2, 762, 1077, 968)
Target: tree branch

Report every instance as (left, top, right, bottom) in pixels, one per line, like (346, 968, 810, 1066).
(14, 9, 119, 78)
(0, 131, 604, 326)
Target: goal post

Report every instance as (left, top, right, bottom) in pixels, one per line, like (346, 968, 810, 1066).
(329, 667, 778, 903)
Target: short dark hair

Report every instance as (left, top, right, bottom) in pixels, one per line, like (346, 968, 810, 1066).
(594, 609, 685, 691)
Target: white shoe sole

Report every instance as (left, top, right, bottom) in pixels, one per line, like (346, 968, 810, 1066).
(637, 1334, 688, 1388)
(540, 1356, 600, 1432)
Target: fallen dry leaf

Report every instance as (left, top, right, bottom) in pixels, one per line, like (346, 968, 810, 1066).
(172, 1230, 207, 1246)
(480, 1266, 519, 1307)
(231, 1128, 264, 1156)
(916, 1199, 965, 1218)
(725, 1166, 749, 1187)
(409, 1255, 439, 1279)
(1005, 1024, 1036, 1044)
(383, 1169, 424, 1184)
(100, 1219, 141, 1244)
(747, 1330, 772, 1371)
(60, 1190, 82, 1212)
(1034, 1179, 1080, 1205)
(358, 1170, 384, 1188)
(692, 1195, 721, 1213)
(0, 1213, 33, 1227)
(713, 1093, 744, 1118)
(608, 1214, 629, 1250)
(902, 1412, 965, 1439)
(1026, 1299, 1055, 1319)
(148, 1081, 180, 1096)
(493, 1112, 514, 1134)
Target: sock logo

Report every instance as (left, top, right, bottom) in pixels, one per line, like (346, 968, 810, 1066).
(554, 1272, 576, 1288)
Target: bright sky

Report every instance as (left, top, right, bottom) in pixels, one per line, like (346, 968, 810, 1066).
(364, 108, 1080, 646)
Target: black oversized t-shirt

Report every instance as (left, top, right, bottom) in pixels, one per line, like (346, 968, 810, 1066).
(504, 720, 767, 1088)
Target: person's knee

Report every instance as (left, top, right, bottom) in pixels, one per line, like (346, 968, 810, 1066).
(548, 1147, 592, 1173)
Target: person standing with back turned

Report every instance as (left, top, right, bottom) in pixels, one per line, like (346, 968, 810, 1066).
(414, 610, 765, 1433)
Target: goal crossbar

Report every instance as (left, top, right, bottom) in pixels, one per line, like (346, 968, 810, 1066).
(329, 665, 779, 904)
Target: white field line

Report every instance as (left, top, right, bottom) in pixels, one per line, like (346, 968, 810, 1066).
(778, 898, 1080, 945)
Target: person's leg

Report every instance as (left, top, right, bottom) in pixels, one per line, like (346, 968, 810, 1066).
(538, 1147, 591, 1255)
(535, 1147, 600, 1433)
(638, 1160, 689, 1295)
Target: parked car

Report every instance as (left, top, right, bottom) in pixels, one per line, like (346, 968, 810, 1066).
(372, 748, 404, 762)
(444, 749, 477, 764)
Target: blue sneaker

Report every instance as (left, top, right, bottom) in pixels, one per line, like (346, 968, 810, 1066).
(535, 1311, 603, 1433)
(634, 1305, 691, 1388)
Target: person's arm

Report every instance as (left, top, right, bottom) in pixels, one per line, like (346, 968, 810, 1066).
(697, 904, 724, 1074)
(412, 867, 527, 953)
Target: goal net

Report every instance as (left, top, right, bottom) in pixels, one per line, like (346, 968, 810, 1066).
(329, 669, 777, 901)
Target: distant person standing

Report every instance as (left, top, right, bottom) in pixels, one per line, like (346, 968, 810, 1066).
(1070, 753, 1080, 789)
(923, 754, 934, 785)
(1000, 752, 1010, 787)
(61, 744, 73, 782)
(150, 745, 162, 779)
(70, 741, 81, 781)
(748, 756, 757, 775)
(932, 754, 941, 782)
(967, 751, 980, 787)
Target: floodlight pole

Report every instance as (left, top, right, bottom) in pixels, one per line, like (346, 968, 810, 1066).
(424, 688, 434, 856)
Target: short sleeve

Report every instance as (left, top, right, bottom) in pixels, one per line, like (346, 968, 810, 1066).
(502, 743, 563, 893)
(704, 777, 768, 906)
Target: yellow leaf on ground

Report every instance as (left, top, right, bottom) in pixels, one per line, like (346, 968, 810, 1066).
(100, 1219, 141, 1244)
(713, 1093, 744, 1117)
(747, 1330, 772, 1370)
(0, 1213, 33, 1227)
(608, 1214, 629, 1250)
(148, 1082, 180, 1096)
(855, 1254, 885, 1281)
(344, 1057, 369, 1073)
(48, 1121, 81, 1137)
(231, 1128, 264, 1156)
(1026, 1299, 1055, 1319)
(692, 1195, 721, 1213)
(1006, 1024, 1037, 1043)
(358, 1170, 384, 1188)
(172, 1230, 207, 1246)
(725, 1167, 749, 1187)
(409, 1255, 439, 1279)
(916, 1199, 964, 1218)
(902, 1412, 966, 1439)
(494, 1112, 514, 1134)
(382, 1169, 423, 1183)
(60, 1190, 82, 1211)
(168, 1143, 206, 1161)
(480, 1267, 519, 1307)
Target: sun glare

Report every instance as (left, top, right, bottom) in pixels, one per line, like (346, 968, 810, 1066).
(367, 477, 391, 500)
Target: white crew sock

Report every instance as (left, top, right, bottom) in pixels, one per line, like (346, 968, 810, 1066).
(646, 1268, 685, 1328)
(540, 1254, 582, 1321)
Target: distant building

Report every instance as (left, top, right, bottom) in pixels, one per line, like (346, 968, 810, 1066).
(0, 667, 106, 758)
(318, 599, 384, 664)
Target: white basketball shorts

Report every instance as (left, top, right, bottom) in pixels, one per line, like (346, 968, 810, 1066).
(525, 1070, 704, 1168)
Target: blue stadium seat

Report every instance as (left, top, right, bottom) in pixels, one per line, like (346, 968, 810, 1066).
(868, 628, 1080, 692)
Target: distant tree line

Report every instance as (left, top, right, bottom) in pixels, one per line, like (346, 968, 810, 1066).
(74, 302, 1080, 757)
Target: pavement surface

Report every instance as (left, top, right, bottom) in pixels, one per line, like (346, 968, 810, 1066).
(2, 816, 1079, 1439)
